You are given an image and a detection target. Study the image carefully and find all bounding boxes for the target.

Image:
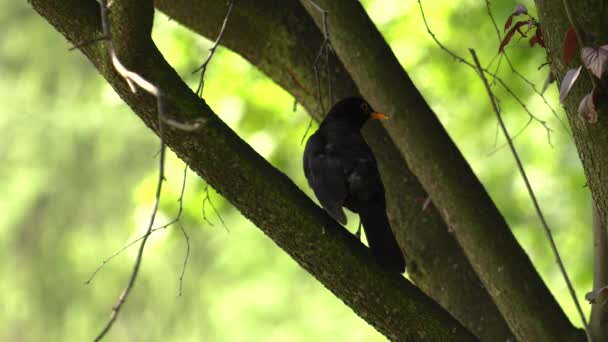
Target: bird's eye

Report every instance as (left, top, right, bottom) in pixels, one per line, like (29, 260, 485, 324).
(360, 102, 370, 112)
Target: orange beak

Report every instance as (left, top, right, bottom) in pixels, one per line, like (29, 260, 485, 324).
(370, 112, 389, 120)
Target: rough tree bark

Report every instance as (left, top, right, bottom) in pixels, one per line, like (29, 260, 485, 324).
(29, 0, 593, 340)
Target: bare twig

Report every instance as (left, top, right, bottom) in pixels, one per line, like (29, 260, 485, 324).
(94, 121, 167, 341)
(87, 163, 193, 295)
(484, 0, 573, 139)
(300, 117, 315, 145)
(170, 163, 191, 296)
(93, 2, 168, 340)
(300, 0, 333, 144)
(91, 1, 201, 339)
(486, 117, 533, 156)
(417, 0, 553, 144)
(312, 33, 332, 111)
(177, 221, 190, 297)
(202, 183, 227, 230)
(193, 0, 234, 96)
(470, 48, 590, 339)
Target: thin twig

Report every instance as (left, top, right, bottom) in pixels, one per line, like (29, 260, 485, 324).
(302, 0, 333, 144)
(178, 221, 190, 297)
(300, 117, 314, 145)
(86, 163, 193, 295)
(194, 0, 234, 96)
(470, 48, 590, 339)
(94, 128, 167, 341)
(309, 2, 333, 109)
(173, 163, 191, 296)
(417, 0, 552, 144)
(484, 0, 573, 140)
(202, 183, 227, 231)
(486, 117, 533, 157)
(92, 0, 198, 339)
(93, 1, 168, 339)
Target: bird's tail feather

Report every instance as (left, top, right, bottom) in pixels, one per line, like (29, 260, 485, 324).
(360, 205, 406, 273)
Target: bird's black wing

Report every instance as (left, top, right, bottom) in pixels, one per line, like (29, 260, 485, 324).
(345, 141, 406, 273)
(303, 132, 348, 225)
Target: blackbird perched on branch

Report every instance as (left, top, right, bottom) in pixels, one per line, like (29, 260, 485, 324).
(303, 97, 406, 273)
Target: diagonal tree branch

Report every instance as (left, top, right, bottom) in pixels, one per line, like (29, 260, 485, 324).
(29, 0, 476, 340)
(298, 1, 584, 341)
(154, 0, 513, 339)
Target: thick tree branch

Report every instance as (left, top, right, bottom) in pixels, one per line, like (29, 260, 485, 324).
(29, 0, 476, 340)
(154, 0, 513, 339)
(298, 1, 584, 341)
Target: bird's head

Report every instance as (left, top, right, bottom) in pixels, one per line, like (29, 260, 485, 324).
(324, 97, 388, 128)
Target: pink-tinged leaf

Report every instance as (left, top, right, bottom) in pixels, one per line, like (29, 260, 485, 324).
(559, 66, 582, 103)
(578, 91, 599, 123)
(503, 5, 528, 33)
(586, 286, 608, 303)
(499, 21, 527, 53)
(582, 45, 608, 78)
(561, 26, 578, 65)
(512, 4, 528, 16)
(541, 72, 554, 94)
(504, 15, 514, 31)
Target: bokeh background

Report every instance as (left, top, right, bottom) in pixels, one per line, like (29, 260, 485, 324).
(1, 0, 591, 341)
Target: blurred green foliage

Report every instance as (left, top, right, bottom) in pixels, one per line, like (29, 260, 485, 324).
(1, 0, 591, 341)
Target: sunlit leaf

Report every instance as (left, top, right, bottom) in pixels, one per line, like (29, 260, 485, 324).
(578, 90, 599, 124)
(581, 45, 608, 78)
(559, 66, 582, 103)
(512, 4, 528, 16)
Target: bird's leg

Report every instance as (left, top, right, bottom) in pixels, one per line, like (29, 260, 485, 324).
(355, 220, 362, 241)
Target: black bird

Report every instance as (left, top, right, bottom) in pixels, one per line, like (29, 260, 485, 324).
(303, 97, 406, 273)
